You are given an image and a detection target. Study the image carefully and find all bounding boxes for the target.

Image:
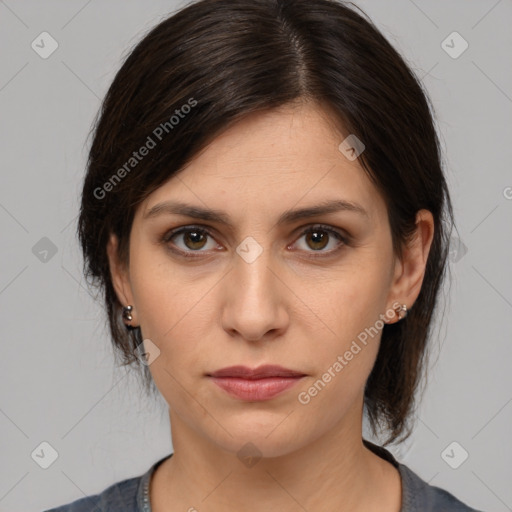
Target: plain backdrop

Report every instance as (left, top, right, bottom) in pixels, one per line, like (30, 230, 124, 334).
(0, 1, 511, 511)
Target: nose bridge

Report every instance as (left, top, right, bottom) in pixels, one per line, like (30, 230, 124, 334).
(232, 236, 279, 305)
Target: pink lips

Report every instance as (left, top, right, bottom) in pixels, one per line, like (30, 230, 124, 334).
(207, 365, 306, 401)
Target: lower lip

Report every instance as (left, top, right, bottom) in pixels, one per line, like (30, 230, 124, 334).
(209, 376, 304, 401)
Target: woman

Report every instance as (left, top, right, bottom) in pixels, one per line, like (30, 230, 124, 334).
(46, 0, 482, 510)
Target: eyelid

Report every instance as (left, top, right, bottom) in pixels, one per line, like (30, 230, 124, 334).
(161, 223, 349, 258)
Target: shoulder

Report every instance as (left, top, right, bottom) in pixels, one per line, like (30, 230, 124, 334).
(363, 440, 483, 512)
(43, 454, 173, 512)
(45, 453, 172, 512)
(398, 463, 484, 512)
(43, 475, 141, 512)
(43, 474, 143, 512)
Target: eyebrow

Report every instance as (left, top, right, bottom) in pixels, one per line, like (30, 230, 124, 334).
(143, 198, 369, 225)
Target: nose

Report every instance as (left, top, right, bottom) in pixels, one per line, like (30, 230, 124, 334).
(220, 244, 290, 342)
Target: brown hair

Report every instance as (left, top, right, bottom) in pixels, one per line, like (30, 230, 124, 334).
(78, 0, 455, 445)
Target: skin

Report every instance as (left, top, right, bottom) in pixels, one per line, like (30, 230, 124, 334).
(107, 100, 434, 511)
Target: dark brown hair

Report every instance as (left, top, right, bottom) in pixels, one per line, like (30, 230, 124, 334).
(78, 0, 455, 445)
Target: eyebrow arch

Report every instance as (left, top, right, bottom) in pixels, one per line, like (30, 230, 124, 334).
(143, 198, 369, 225)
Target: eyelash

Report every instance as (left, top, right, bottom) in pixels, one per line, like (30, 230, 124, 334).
(160, 224, 350, 260)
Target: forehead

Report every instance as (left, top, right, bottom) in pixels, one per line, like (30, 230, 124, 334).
(140, 102, 386, 224)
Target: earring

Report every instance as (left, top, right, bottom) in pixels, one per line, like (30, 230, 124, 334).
(394, 303, 408, 321)
(122, 305, 133, 322)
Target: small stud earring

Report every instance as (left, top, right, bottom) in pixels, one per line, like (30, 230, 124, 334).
(122, 305, 133, 322)
(394, 303, 408, 321)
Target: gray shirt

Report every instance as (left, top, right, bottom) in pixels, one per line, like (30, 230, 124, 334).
(45, 440, 484, 511)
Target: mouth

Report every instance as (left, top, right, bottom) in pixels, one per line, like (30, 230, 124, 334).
(207, 364, 306, 379)
(206, 365, 307, 401)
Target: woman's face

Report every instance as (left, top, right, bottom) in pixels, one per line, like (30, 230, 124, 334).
(108, 101, 432, 457)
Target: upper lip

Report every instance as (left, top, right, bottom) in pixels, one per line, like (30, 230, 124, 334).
(208, 365, 306, 379)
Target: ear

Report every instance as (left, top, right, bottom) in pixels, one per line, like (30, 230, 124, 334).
(106, 233, 138, 325)
(386, 209, 435, 323)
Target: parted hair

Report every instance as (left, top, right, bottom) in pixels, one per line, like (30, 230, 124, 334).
(78, 0, 455, 445)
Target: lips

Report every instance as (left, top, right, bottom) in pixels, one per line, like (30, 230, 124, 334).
(207, 364, 306, 379)
(207, 365, 306, 401)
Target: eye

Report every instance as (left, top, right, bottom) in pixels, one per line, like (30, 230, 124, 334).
(161, 224, 348, 259)
(290, 224, 348, 257)
(162, 226, 219, 256)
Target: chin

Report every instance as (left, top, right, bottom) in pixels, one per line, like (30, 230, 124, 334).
(206, 418, 309, 460)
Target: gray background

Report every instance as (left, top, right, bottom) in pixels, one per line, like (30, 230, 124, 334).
(1, 1, 511, 511)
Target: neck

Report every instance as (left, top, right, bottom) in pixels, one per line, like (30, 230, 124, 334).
(151, 401, 402, 511)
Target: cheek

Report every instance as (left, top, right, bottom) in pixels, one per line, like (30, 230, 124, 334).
(312, 258, 388, 337)
(130, 252, 219, 374)
(295, 289, 384, 427)
(130, 242, 204, 330)
(299, 262, 389, 393)
(133, 276, 215, 415)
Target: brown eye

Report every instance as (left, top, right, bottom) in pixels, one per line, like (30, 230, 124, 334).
(162, 224, 348, 260)
(305, 229, 330, 251)
(163, 227, 218, 255)
(292, 225, 348, 256)
(181, 229, 208, 250)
